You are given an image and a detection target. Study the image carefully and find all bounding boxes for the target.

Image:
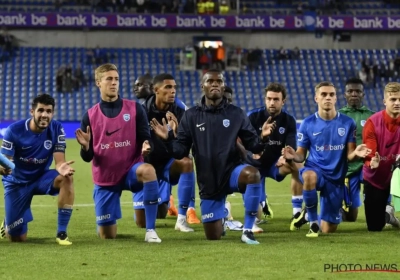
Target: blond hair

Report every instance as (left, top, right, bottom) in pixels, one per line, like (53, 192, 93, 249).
(314, 81, 335, 94)
(384, 82, 400, 97)
(95, 63, 118, 81)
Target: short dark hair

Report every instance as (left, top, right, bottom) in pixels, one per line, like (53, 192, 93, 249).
(139, 74, 153, 84)
(202, 68, 224, 82)
(345, 77, 364, 87)
(224, 86, 233, 95)
(31, 94, 55, 110)
(315, 81, 335, 93)
(153, 73, 175, 85)
(264, 83, 287, 100)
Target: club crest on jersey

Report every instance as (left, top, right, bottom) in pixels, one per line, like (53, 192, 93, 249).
(338, 128, 345, 137)
(223, 119, 230, 128)
(279, 127, 285, 134)
(123, 114, 130, 122)
(361, 120, 366, 127)
(44, 140, 52, 150)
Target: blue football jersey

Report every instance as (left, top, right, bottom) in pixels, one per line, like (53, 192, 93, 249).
(1, 119, 66, 184)
(297, 112, 356, 183)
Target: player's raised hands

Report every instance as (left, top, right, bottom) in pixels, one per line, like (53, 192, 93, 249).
(261, 116, 276, 139)
(166, 112, 178, 134)
(282, 146, 295, 160)
(75, 126, 91, 151)
(142, 140, 151, 156)
(57, 160, 75, 177)
(354, 144, 372, 158)
(370, 152, 380, 169)
(150, 118, 169, 140)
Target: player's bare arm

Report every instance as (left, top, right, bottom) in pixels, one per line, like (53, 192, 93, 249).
(53, 152, 75, 177)
(282, 146, 307, 163)
(347, 143, 371, 162)
(0, 154, 13, 175)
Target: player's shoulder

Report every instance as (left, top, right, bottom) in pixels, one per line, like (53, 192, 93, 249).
(302, 113, 317, 123)
(49, 119, 63, 130)
(247, 106, 265, 117)
(338, 112, 356, 125)
(7, 119, 28, 133)
(175, 97, 188, 111)
(281, 110, 296, 122)
(228, 104, 247, 117)
(183, 106, 197, 116)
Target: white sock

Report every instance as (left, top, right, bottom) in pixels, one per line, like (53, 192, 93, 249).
(177, 214, 186, 221)
(305, 213, 309, 221)
(293, 208, 302, 215)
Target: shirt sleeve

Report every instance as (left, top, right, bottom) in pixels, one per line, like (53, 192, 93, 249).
(238, 112, 265, 154)
(297, 120, 310, 149)
(54, 123, 66, 153)
(79, 111, 94, 162)
(165, 111, 193, 159)
(347, 120, 357, 144)
(1, 127, 16, 157)
(247, 111, 258, 132)
(136, 102, 153, 149)
(363, 118, 377, 166)
(286, 116, 297, 149)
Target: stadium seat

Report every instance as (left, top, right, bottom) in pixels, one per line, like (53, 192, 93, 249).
(0, 47, 398, 121)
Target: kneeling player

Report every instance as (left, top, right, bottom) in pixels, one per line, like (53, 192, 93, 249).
(283, 82, 370, 237)
(243, 83, 303, 231)
(134, 73, 196, 232)
(1, 94, 75, 245)
(150, 69, 274, 244)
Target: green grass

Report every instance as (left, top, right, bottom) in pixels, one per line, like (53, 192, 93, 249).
(0, 140, 399, 280)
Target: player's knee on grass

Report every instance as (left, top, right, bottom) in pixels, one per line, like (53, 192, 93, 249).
(302, 170, 317, 190)
(238, 166, 261, 193)
(157, 203, 168, 219)
(8, 223, 28, 242)
(98, 222, 117, 239)
(343, 208, 358, 222)
(203, 220, 223, 240)
(136, 163, 157, 182)
(320, 220, 338, 233)
(135, 209, 146, 228)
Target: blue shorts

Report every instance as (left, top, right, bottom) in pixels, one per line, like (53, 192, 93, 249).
(299, 167, 344, 225)
(343, 170, 362, 209)
(132, 159, 175, 210)
(94, 162, 145, 225)
(200, 164, 249, 223)
(3, 170, 60, 236)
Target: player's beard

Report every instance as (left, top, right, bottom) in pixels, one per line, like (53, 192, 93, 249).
(34, 116, 50, 130)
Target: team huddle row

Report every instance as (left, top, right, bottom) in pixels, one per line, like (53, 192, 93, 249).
(1, 63, 400, 246)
